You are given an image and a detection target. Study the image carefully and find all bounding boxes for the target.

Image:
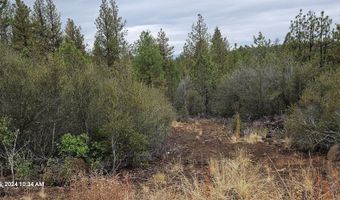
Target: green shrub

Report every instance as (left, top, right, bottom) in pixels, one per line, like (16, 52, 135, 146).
(0, 44, 175, 169)
(99, 76, 175, 167)
(213, 63, 316, 119)
(14, 158, 33, 179)
(58, 133, 90, 158)
(285, 68, 340, 151)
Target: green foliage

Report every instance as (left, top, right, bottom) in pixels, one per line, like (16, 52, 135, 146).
(100, 76, 175, 167)
(134, 30, 165, 88)
(213, 63, 317, 119)
(12, 0, 32, 52)
(0, 41, 174, 169)
(31, 0, 49, 55)
(93, 0, 126, 67)
(157, 29, 180, 100)
(210, 27, 230, 75)
(58, 133, 90, 158)
(0, 0, 13, 44)
(14, 157, 33, 179)
(285, 68, 340, 151)
(286, 10, 332, 68)
(45, 0, 62, 52)
(64, 18, 85, 53)
(0, 118, 15, 147)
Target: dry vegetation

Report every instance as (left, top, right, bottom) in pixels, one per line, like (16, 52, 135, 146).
(3, 119, 338, 200)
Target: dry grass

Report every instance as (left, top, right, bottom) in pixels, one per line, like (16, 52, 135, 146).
(16, 149, 339, 200)
(284, 136, 293, 149)
(68, 174, 134, 200)
(244, 132, 263, 144)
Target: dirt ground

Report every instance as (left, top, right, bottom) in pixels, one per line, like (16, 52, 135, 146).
(126, 119, 339, 182)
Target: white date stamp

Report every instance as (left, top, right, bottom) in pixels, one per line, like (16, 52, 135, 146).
(0, 181, 44, 188)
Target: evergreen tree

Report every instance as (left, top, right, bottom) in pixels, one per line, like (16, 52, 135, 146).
(64, 18, 85, 53)
(253, 32, 271, 63)
(157, 28, 174, 60)
(31, 0, 49, 53)
(156, 28, 180, 99)
(134, 30, 164, 87)
(45, 0, 62, 52)
(329, 24, 340, 65)
(185, 14, 213, 115)
(287, 10, 332, 67)
(185, 14, 210, 59)
(317, 11, 332, 68)
(93, 0, 126, 68)
(0, 0, 13, 44)
(12, 0, 32, 52)
(210, 27, 229, 74)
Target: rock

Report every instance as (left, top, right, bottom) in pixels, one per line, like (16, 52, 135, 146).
(327, 144, 340, 162)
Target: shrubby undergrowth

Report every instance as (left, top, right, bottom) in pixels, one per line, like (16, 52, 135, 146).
(285, 68, 340, 151)
(0, 43, 174, 182)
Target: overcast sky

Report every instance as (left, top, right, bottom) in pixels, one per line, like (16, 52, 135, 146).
(24, 0, 340, 55)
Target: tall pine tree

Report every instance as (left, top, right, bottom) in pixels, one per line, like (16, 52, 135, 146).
(157, 28, 180, 99)
(134, 30, 164, 87)
(93, 0, 126, 68)
(31, 0, 49, 54)
(64, 18, 85, 53)
(0, 0, 13, 44)
(45, 0, 62, 52)
(210, 27, 229, 74)
(12, 0, 32, 52)
(185, 14, 213, 115)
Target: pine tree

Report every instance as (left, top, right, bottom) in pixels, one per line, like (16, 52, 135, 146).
(329, 24, 340, 65)
(253, 32, 271, 63)
(287, 10, 332, 67)
(12, 0, 32, 52)
(157, 28, 180, 99)
(64, 18, 85, 53)
(134, 30, 164, 87)
(210, 27, 229, 74)
(185, 14, 213, 115)
(157, 28, 174, 60)
(185, 14, 210, 59)
(93, 0, 126, 68)
(31, 0, 49, 53)
(0, 0, 13, 44)
(317, 11, 332, 68)
(45, 0, 62, 52)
